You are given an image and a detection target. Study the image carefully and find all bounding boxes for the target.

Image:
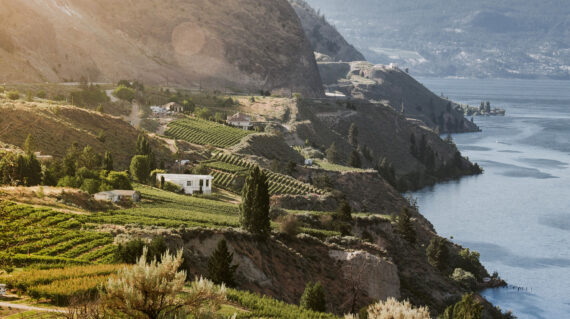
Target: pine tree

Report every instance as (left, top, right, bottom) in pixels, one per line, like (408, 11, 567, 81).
(397, 207, 416, 244)
(239, 166, 271, 238)
(348, 123, 358, 146)
(103, 151, 114, 171)
(207, 239, 238, 287)
(326, 142, 338, 164)
(300, 282, 326, 312)
(130, 155, 151, 183)
(348, 150, 361, 168)
(427, 237, 449, 272)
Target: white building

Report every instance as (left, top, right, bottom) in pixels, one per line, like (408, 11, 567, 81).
(157, 174, 213, 195)
(226, 112, 252, 130)
(94, 190, 141, 203)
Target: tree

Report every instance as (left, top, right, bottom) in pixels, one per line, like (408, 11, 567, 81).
(300, 282, 326, 312)
(397, 207, 416, 244)
(78, 146, 101, 170)
(285, 161, 297, 176)
(116, 239, 146, 264)
(348, 123, 359, 146)
(239, 166, 271, 238)
(7, 91, 19, 100)
(441, 294, 483, 319)
(24, 134, 34, 155)
(326, 142, 338, 164)
(376, 158, 397, 187)
(135, 134, 152, 156)
(427, 237, 449, 272)
(207, 239, 238, 287)
(130, 155, 151, 183)
(147, 237, 168, 263)
(113, 85, 136, 101)
(348, 150, 361, 168)
(102, 248, 226, 319)
(336, 200, 352, 222)
(103, 151, 113, 171)
(106, 171, 132, 190)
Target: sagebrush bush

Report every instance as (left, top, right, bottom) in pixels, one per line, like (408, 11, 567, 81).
(345, 298, 431, 319)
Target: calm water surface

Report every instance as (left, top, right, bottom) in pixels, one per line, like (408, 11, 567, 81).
(413, 78, 570, 319)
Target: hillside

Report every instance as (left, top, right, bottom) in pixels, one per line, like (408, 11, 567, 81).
(288, 0, 366, 62)
(318, 61, 480, 133)
(0, 0, 323, 96)
(305, 0, 570, 79)
(0, 99, 171, 169)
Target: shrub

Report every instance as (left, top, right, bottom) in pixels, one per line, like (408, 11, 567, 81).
(36, 90, 47, 99)
(300, 282, 326, 312)
(346, 298, 430, 319)
(147, 237, 168, 263)
(7, 90, 20, 100)
(450, 268, 477, 291)
(397, 207, 416, 244)
(440, 294, 483, 319)
(115, 239, 146, 264)
(102, 248, 226, 319)
(105, 171, 132, 190)
(0, 86, 4, 93)
(163, 181, 182, 193)
(279, 214, 299, 236)
(80, 178, 101, 195)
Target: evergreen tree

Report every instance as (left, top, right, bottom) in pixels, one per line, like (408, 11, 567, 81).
(78, 146, 101, 170)
(239, 167, 271, 238)
(348, 150, 361, 168)
(348, 123, 358, 146)
(427, 237, 449, 272)
(326, 142, 338, 164)
(62, 144, 80, 177)
(207, 239, 238, 287)
(376, 158, 397, 187)
(300, 282, 326, 312)
(135, 134, 152, 156)
(103, 151, 114, 171)
(130, 155, 151, 183)
(441, 294, 483, 319)
(336, 200, 352, 222)
(397, 207, 416, 244)
(24, 134, 34, 155)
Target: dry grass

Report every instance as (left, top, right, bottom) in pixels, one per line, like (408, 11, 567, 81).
(345, 298, 431, 319)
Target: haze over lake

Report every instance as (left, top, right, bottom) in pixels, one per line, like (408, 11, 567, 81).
(412, 78, 570, 319)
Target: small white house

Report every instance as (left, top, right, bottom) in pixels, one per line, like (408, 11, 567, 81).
(94, 190, 141, 203)
(0, 283, 6, 296)
(157, 174, 213, 195)
(304, 159, 314, 166)
(226, 112, 252, 130)
(162, 102, 184, 113)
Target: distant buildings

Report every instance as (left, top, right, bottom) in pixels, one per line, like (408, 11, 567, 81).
(151, 102, 184, 116)
(226, 112, 252, 130)
(156, 174, 213, 195)
(94, 190, 141, 203)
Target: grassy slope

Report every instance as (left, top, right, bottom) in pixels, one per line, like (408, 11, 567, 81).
(0, 98, 171, 168)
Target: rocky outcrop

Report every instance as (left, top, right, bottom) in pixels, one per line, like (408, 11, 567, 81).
(0, 0, 323, 96)
(288, 0, 366, 62)
(318, 61, 480, 133)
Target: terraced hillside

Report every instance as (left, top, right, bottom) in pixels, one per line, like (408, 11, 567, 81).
(165, 117, 253, 148)
(204, 153, 326, 196)
(0, 201, 117, 266)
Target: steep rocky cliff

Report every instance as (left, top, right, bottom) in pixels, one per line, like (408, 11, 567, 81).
(0, 0, 323, 96)
(318, 61, 480, 133)
(288, 0, 366, 62)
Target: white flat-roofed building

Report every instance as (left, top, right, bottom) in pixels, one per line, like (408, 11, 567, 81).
(157, 174, 213, 195)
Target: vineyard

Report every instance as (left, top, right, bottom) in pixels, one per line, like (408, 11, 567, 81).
(0, 201, 117, 267)
(204, 153, 326, 196)
(165, 117, 252, 148)
(0, 264, 123, 306)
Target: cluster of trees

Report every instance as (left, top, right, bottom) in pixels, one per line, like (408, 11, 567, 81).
(129, 134, 157, 184)
(70, 78, 109, 108)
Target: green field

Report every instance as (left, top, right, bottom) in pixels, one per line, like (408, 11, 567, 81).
(165, 117, 253, 148)
(314, 159, 371, 173)
(0, 201, 117, 267)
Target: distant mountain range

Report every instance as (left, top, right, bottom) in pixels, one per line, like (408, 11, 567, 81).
(305, 0, 570, 79)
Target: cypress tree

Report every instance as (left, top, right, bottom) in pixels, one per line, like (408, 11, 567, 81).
(240, 166, 271, 238)
(207, 239, 238, 287)
(348, 150, 361, 168)
(397, 207, 416, 244)
(24, 134, 34, 155)
(103, 151, 114, 171)
(300, 282, 326, 312)
(326, 142, 338, 164)
(348, 123, 358, 146)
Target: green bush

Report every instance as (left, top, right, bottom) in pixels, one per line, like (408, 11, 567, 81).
(163, 181, 182, 193)
(80, 179, 101, 195)
(36, 90, 47, 99)
(450, 268, 477, 291)
(7, 90, 20, 100)
(300, 282, 326, 312)
(113, 85, 136, 101)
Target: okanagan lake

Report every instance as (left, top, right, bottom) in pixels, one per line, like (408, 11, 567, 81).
(413, 78, 570, 319)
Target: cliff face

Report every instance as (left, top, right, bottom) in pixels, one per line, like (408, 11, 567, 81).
(0, 0, 323, 96)
(318, 61, 480, 133)
(288, 0, 366, 62)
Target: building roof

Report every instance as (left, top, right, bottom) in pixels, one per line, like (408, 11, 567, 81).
(95, 190, 139, 196)
(157, 174, 213, 179)
(227, 112, 251, 122)
(162, 102, 182, 109)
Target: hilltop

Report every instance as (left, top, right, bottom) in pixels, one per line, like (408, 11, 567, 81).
(0, 0, 323, 96)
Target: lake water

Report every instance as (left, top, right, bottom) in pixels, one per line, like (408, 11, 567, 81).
(412, 78, 570, 319)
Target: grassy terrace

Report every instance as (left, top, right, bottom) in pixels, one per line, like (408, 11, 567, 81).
(165, 117, 253, 148)
(313, 159, 372, 173)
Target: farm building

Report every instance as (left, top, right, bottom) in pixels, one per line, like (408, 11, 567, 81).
(162, 102, 184, 113)
(157, 174, 213, 195)
(226, 112, 252, 130)
(94, 190, 141, 203)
